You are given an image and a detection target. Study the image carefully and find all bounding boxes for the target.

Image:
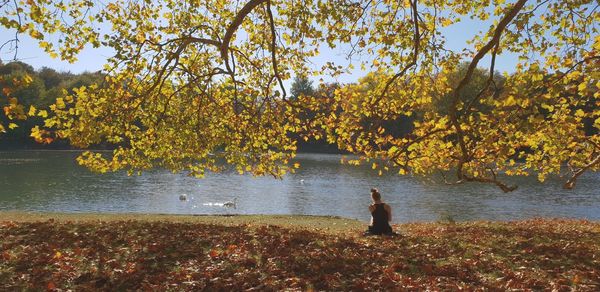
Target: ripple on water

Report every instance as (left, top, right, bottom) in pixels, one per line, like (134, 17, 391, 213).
(0, 151, 599, 222)
(0, 158, 41, 165)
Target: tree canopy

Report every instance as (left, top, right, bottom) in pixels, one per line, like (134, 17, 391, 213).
(0, 62, 102, 146)
(1, 0, 598, 191)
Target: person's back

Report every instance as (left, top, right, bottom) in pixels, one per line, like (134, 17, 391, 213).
(366, 188, 394, 235)
(370, 202, 392, 234)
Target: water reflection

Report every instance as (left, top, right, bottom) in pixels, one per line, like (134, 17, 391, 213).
(0, 151, 599, 222)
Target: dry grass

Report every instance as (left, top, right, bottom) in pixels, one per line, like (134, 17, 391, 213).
(0, 212, 365, 235)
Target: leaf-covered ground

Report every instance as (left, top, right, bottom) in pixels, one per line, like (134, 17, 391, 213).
(1, 215, 599, 291)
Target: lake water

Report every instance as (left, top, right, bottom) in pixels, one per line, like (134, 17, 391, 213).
(0, 151, 599, 223)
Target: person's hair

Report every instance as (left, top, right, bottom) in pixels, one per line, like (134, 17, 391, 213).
(370, 188, 381, 201)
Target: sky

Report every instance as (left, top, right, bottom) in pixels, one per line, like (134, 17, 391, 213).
(0, 11, 521, 84)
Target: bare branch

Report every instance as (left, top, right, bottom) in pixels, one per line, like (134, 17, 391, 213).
(170, 37, 222, 48)
(11, 0, 21, 60)
(377, 0, 420, 102)
(463, 173, 518, 193)
(266, 0, 286, 99)
(464, 39, 500, 112)
(564, 153, 600, 189)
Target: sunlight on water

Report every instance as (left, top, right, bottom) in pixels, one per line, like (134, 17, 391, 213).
(0, 151, 599, 223)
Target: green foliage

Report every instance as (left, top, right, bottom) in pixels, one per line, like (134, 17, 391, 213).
(290, 75, 315, 100)
(0, 62, 102, 145)
(430, 62, 505, 116)
(38, 67, 70, 89)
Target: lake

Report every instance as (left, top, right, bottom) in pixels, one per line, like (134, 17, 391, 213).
(0, 151, 599, 223)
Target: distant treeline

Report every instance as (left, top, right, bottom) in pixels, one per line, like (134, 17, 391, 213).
(1, 61, 595, 152)
(0, 61, 103, 150)
(0, 61, 350, 152)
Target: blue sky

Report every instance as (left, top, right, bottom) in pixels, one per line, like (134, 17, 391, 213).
(0, 14, 520, 84)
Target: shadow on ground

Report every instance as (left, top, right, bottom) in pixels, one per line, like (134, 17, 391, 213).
(1, 218, 599, 290)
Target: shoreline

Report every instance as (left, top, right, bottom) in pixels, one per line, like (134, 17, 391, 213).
(1, 210, 597, 227)
(0, 211, 367, 234)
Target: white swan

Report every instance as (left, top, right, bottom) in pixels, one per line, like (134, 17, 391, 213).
(223, 198, 237, 208)
(202, 198, 237, 208)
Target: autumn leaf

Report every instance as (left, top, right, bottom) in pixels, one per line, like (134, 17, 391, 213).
(28, 105, 37, 116)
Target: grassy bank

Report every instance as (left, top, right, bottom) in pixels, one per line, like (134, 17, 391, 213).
(0, 212, 364, 235)
(1, 212, 599, 290)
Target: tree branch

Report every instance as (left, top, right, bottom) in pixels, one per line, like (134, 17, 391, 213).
(220, 0, 268, 63)
(266, 0, 286, 99)
(448, 0, 528, 183)
(564, 153, 600, 189)
(377, 0, 420, 102)
(179, 37, 222, 48)
(464, 39, 500, 112)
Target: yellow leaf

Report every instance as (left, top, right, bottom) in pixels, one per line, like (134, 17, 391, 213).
(441, 18, 453, 27)
(39, 41, 51, 50)
(8, 123, 18, 129)
(55, 98, 65, 109)
(28, 105, 37, 116)
(578, 82, 587, 93)
(29, 30, 43, 40)
(538, 173, 546, 182)
(38, 110, 48, 118)
(30, 126, 42, 141)
(504, 95, 516, 106)
(541, 103, 554, 112)
(22, 74, 33, 84)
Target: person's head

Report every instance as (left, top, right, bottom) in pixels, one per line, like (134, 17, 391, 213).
(370, 188, 381, 202)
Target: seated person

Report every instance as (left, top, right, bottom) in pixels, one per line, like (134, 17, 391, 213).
(365, 188, 394, 235)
